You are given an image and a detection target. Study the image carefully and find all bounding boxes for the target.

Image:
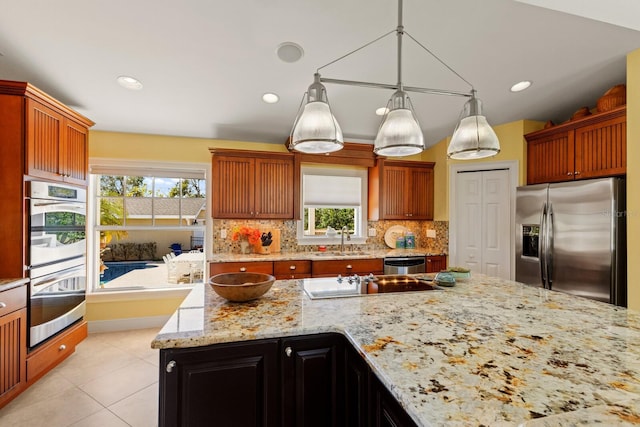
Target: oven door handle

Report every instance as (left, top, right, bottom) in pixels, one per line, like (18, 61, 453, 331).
(31, 266, 85, 293)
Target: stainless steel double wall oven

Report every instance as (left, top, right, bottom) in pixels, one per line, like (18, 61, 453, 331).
(28, 181, 87, 348)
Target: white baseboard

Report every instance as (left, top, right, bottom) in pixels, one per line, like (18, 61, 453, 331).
(88, 315, 170, 333)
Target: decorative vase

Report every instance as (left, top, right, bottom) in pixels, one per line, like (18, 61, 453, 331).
(240, 240, 250, 254)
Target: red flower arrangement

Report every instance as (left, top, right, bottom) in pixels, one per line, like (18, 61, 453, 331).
(231, 226, 261, 245)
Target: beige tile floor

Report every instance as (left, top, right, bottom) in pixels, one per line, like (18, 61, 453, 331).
(0, 328, 161, 427)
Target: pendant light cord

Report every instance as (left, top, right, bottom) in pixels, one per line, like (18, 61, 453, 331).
(315, 0, 474, 94)
(316, 29, 395, 73)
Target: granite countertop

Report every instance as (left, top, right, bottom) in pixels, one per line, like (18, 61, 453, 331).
(0, 278, 29, 293)
(152, 275, 640, 426)
(209, 248, 446, 263)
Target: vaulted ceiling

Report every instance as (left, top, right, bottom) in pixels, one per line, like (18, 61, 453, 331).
(1, 0, 639, 147)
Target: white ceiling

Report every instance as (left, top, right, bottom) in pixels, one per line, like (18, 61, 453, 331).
(0, 0, 639, 148)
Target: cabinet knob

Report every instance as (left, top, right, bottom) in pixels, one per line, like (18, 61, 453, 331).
(240, 267, 247, 272)
(166, 360, 177, 373)
(346, 265, 353, 269)
(408, 213, 413, 217)
(0, 302, 6, 309)
(285, 347, 293, 357)
(59, 344, 67, 351)
(567, 172, 573, 176)
(574, 171, 581, 175)
(289, 265, 296, 270)
(427, 259, 432, 263)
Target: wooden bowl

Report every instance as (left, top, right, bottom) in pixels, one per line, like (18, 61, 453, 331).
(209, 273, 275, 302)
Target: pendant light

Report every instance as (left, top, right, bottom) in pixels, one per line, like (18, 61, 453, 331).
(289, 0, 499, 158)
(447, 91, 500, 159)
(289, 73, 343, 154)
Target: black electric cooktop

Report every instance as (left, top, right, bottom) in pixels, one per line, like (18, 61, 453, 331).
(300, 275, 442, 300)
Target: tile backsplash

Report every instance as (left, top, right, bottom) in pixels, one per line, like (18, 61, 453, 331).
(212, 219, 448, 255)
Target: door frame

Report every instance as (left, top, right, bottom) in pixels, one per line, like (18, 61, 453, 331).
(448, 160, 519, 280)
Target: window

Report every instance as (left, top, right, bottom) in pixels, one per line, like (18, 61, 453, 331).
(297, 165, 368, 245)
(89, 161, 208, 292)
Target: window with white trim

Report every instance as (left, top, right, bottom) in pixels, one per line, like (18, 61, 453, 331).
(297, 165, 368, 245)
(89, 160, 208, 292)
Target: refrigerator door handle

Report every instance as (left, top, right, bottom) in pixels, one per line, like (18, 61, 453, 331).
(547, 203, 554, 289)
(539, 203, 547, 288)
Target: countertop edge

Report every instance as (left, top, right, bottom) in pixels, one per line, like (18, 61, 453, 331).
(0, 277, 29, 293)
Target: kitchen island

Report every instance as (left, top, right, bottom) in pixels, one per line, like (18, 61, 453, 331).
(152, 274, 640, 426)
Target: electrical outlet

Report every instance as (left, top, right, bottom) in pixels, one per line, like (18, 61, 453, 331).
(368, 228, 377, 237)
(426, 229, 436, 238)
(220, 229, 227, 239)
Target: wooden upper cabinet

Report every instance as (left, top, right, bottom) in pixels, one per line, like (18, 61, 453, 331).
(525, 106, 626, 184)
(574, 113, 626, 179)
(368, 159, 435, 220)
(25, 97, 91, 186)
(210, 149, 294, 219)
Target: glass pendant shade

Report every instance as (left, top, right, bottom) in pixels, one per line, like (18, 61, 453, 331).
(374, 91, 425, 157)
(290, 73, 344, 154)
(290, 101, 343, 153)
(447, 95, 500, 159)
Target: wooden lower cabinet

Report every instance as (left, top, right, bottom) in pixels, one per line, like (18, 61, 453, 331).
(26, 320, 88, 384)
(159, 339, 280, 427)
(273, 260, 311, 280)
(281, 334, 344, 427)
(210, 261, 274, 276)
(371, 374, 418, 427)
(426, 255, 447, 273)
(345, 340, 370, 427)
(159, 333, 417, 427)
(312, 258, 384, 278)
(0, 307, 27, 409)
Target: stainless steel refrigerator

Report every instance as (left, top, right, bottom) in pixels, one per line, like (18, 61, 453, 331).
(515, 177, 626, 306)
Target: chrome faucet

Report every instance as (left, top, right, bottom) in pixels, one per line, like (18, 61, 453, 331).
(340, 226, 351, 253)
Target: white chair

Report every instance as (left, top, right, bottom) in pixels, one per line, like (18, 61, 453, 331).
(189, 262, 204, 283)
(163, 255, 178, 283)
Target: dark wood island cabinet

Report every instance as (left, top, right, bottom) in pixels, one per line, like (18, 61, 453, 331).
(159, 333, 417, 427)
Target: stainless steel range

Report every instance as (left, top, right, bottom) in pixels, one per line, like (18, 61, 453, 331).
(300, 274, 440, 300)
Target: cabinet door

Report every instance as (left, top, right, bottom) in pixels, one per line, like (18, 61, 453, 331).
(526, 131, 574, 184)
(61, 118, 89, 185)
(345, 341, 369, 427)
(574, 115, 626, 179)
(160, 340, 280, 427)
(0, 308, 27, 409)
(26, 98, 63, 181)
(281, 334, 344, 427)
(426, 255, 447, 273)
(212, 155, 255, 218)
(407, 167, 434, 220)
(255, 157, 294, 219)
(381, 166, 409, 219)
(370, 374, 417, 427)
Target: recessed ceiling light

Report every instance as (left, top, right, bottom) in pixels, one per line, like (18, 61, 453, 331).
(510, 80, 532, 92)
(116, 75, 143, 90)
(375, 107, 389, 116)
(262, 93, 279, 104)
(276, 42, 304, 63)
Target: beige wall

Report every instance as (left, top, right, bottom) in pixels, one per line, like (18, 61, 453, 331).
(89, 131, 288, 161)
(421, 120, 544, 221)
(627, 48, 640, 310)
